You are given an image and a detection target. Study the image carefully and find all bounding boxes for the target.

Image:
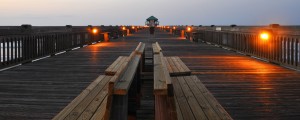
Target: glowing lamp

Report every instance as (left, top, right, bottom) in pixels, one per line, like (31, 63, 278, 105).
(187, 27, 192, 32)
(132, 26, 135, 29)
(260, 32, 270, 41)
(173, 27, 176, 29)
(122, 27, 126, 30)
(92, 28, 98, 34)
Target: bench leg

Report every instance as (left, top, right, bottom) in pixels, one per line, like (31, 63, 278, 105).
(155, 95, 178, 120)
(110, 94, 128, 120)
(137, 64, 142, 108)
(155, 95, 168, 120)
(128, 72, 138, 119)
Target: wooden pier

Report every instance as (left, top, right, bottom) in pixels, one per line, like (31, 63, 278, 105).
(0, 28, 300, 120)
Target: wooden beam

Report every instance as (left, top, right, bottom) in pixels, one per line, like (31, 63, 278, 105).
(114, 55, 141, 95)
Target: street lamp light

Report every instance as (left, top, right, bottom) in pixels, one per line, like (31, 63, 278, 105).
(260, 32, 270, 41)
(92, 28, 98, 34)
(187, 27, 192, 32)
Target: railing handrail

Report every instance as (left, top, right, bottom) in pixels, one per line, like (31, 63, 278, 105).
(192, 30, 300, 70)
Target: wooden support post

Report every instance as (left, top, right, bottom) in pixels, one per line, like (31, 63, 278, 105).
(110, 94, 128, 120)
(101, 32, 110, 42)
(128, 72, 138, 119)
(127, 29, 130, 35)
(155, 95, 168, 120)
(181, 30, 185, 38)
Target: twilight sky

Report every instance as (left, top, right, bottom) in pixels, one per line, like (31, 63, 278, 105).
(0, 0, 299, 26)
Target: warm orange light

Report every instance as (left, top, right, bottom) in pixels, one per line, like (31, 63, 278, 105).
(132, 26, 135, 29)
(260, 33, 269, 41)
(187, 27, 191, 32)
(122, 27, 126, 30)
(92, 28, 98, 34)
(173, 27, 176, 29)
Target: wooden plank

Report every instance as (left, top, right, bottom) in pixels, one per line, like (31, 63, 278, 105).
(172, 77, 196, 120)
(64, 76, 112, 120)
(189, 76, 232, 120)
(176, 76, 208, 120)
(159, 53, 173, 96)
(110, 94, 128, 120)
(105, 56, 127, 76)
(114, 55, 141, 95)
(171, 57, 191, 76)
(171, 57, 185, 73)
(52, 75, 105, 120)
(166, 57, 179, 75)
(135, 42, 142, 52)
(153, 54, 167, 95)
(155, 95, 168, 120)
(90, 96, 108, 120)
(167, 95, 178, 120)
(110, 57, 128, 75)
(156, 42, 162, 51)
(163, 57, 173, 76)
(153, 43, 160, 54)
(175, 56, 191, 73)
(135, 42, 145, 55)
(76, 82, 109, 120)
(127, 51, 136, 62)
(104, 56, 123, 75)
(174, 97, 183, 120)
(183, 76, 221, 120)
(105, 53, 133, 120)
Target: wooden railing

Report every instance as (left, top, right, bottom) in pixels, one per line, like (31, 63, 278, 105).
(0, 32, 101, 69)
(193, 30, 300, 70)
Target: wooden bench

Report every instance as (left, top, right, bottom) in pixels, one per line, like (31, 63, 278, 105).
(53, 75, 111, 120)
(105, 42, 145, 76)
(164, 56, 191, 76)
(152, 42, 232, 120)
(172, 76, 232, 120)
(152, 42, 162, 54)
(153, 42, 191, 77)
(53, 42, 145, 120)
(153, 52, 177, 120)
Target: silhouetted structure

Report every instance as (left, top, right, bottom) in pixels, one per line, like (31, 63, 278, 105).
(145, 16, 159, 34)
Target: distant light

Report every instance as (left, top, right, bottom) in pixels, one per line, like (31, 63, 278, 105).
(132, 26, 135, 29)
(260, 33, 269, 41)
(187, 27, 192, 32)
(122, 27, 126, 30)
(92, 28, 98, 34)
(173, 27, 176, 29)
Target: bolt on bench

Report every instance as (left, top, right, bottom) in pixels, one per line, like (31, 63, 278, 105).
(153, 42, 232, 120)
(53, 42, 145, 120)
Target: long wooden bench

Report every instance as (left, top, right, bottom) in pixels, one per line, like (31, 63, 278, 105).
(53, 42, 145, 120)
(153, 42, 232, 120)
(153, 42, 191, 77)
(153, 51, 177, 120)
(105, 42, 145, 76)
(172, 76, 232, 120)
(164, 56, 191, 76)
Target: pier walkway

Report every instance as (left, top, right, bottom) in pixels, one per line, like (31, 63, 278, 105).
(0, 29, 300, 119)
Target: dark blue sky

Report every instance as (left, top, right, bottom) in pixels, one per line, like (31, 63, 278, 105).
(1, 0, 299, 26)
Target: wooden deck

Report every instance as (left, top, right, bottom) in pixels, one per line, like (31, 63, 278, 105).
(154, 30, 300, 119)
(0, 29, 300, 119)
(0, 35, 143, 119)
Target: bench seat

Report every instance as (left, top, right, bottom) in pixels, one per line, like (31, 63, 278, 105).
(53, 75, 111, 120)
(54, 42, 145, 120)
(105, 56, 128, 76)
(164, 56, 191, 76)
(172, 76, 232, 120)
